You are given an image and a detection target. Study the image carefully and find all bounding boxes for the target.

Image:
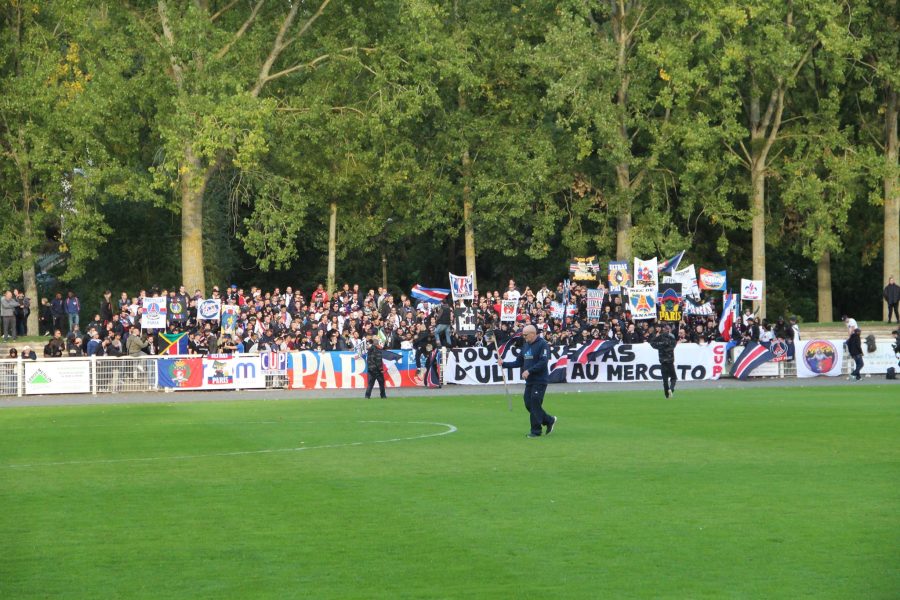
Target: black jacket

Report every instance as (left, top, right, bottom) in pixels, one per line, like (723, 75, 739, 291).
(846, 331, 862, 357)
(649, 332, 677, 364)
(885, 283, 900, 304)
(367, 346, 384, 373)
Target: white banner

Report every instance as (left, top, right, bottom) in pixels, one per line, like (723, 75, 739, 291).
(586, 289, 605, 319)
(140, 297, 167, 329)
(626, 288, 657, 320)
(741, 279, 764, 301)
(633, 257, 658, 290)
(198, 298, 222, 321)
(861, 339, 900, 375)
(444, 343, 725, 385)
(449, 272, 474, 300)
(500, 299, 518, 322)
(24, 361, 91, 395)
(795, 339, 844, 378)
(666, 264, 700, 299)
(201, 355, 265, 389)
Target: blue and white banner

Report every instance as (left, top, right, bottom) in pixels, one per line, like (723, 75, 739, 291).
(198, 298, 222, 321)
(140, 297, 167, 329)
(449, 272, 474, 301)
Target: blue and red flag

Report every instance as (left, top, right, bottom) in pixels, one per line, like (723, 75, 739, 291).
(424, 350, 441, 388)
(497, 332, 523, 358)
(658, 250, 685, 273)
(411, 284, 450, 304)
(730, 342, 775, 380)
(548, 355, 569, 383)
(569, 339, 617, 365)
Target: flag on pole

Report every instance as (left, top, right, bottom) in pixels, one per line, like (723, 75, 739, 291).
(730, 342, 775, 380)
(568, 339, 617, 365)
(411, 284, 450, 304)
(658, 250, 685, 273)
(719, 292, 737, 341)
(448, 272, 474, 300)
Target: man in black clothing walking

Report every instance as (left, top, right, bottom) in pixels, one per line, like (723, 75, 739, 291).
(365, 338, 388, 399)
(649, 324, 678, 398)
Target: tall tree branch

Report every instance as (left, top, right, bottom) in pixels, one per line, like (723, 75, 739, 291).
(214, 0, 265, 60)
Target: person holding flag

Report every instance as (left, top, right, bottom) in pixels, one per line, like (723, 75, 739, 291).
(497, 325, 557, 438)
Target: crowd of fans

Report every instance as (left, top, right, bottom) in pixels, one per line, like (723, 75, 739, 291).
(1, 278, 802, 363)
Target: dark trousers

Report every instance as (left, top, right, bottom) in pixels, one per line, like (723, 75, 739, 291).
(888, 303, 899, 323)
(851, 354, 863, 380)
(524, 383, 553, 435)
(661, 362, 677, 395)
(52, 316, 66, 333)
(365, 370, 386, 398)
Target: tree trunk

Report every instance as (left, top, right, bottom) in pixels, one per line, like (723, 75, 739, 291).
(817, 250, 833, 322)
(750, 162, 767, 319)
(615, 164, 632, 261)
(22, 219, 39, 336)
(326, 201, 337, 295)
(181, 146, 208, 295)
(462, 147, 477, 291)
(884, 85, 899, 321)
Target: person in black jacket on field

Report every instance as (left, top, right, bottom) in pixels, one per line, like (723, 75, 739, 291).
(365, 338, 387, 399)
(498, 325, 557, 438)
(649, 324, 678, 398)
(846, 327, 863, 382)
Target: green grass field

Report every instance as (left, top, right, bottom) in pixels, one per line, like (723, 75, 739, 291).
(2, 387, 898, 599)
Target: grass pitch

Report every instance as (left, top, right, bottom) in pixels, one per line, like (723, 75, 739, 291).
(2, 386, 898, 599)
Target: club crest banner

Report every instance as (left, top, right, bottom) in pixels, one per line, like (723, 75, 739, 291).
(633, 257, 658, 289)
(449, 272, 474, 300)
(586, 289, 605, 319)
(140, 297, 167, 329)
(796, 339, 843, 378)
(569, 256, 600, 281)
(500, 299, 518, 322)
(627, 288, 657, 320)
(198, 298, 222, 321)
(699, 268, 727, 291)
(657, 283, 682, 322)
(741, 278, 764, 301)
(167, 298, 186, 322)
(221, 305, 239, 334)
(608, 262, 631, 293)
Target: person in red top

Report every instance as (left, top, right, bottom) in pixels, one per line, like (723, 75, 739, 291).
(311, 284, 329, 305)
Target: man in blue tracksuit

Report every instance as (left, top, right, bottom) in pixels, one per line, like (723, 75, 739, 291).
(498, 325, 557, 438)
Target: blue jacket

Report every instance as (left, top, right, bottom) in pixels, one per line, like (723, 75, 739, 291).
(502, 336, 550, 384)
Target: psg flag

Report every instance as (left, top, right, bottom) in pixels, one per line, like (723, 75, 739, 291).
(730, 342, 775, 380)
(569, 339, 617, 365)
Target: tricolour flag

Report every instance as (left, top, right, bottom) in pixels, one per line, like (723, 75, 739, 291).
(159, 332, 189, 355)
(719, 292, 737, 341)
(497, 332, 523, 358)
(730, 342, 775, 380)
(411, 284, 450, 304)
(658, 250, 685, 273)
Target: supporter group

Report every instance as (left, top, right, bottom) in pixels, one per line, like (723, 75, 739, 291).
(1, 279, 797, 363)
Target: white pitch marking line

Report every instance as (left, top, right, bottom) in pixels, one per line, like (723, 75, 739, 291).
(3, 421, 458, 469)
